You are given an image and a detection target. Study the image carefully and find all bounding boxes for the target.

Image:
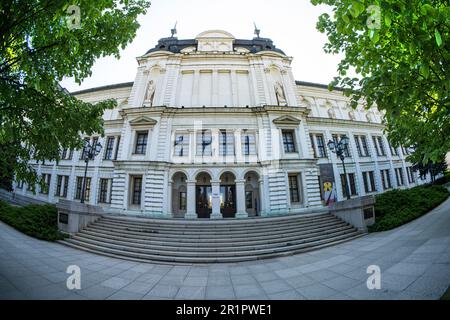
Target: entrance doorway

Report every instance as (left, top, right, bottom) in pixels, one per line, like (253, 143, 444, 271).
(195, 172, 212, 218)
(220, 172, 236, 218)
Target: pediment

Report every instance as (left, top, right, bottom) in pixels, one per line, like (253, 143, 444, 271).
(272, 115, 301, 126)
(129, 116, 157, 126)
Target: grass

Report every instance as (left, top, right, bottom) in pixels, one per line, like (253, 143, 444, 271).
(368, 184, 450, 232)
(0, 200, 64, 241)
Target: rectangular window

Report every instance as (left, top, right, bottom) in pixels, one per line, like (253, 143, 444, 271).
(196, 130, 212, 156)
(104, 136, 115, 160)
(282, 130, 296, 153)
(380, 169, 392, 190)
(114, 136, 121, 160)
(360, 136, 370, 157)
(75, 176, 91, 201)
(179, 191, 186, 210)
(340, 173, 357, 197)
(241, 130, 256, 156)
(98, 178, 111, 203)
(354, 136, 362, 157)
(16, 181, 24, 189)
(40, 174, 51, 194)
(395, 168, 404, 186)
(219, 130, 235, 156)
(134, 132, 148, 154)
(388, 140, 398, 156)
(316, 134, 327, 158)
(407, 167, 415, 183)
(332, 134, 351, 157)
(131, 176, 142, 205)
(288, 174, 300, 203)
(55, 175, 69, 198)
(363, 171, 377, 193)
(79, 137, 90, 160)
(174, 132, 189, 157)
(372, 136, 386, 156)
(402, 146, 411, 156)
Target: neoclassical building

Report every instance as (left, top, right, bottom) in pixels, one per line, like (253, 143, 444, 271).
(13, 30, 430, 218)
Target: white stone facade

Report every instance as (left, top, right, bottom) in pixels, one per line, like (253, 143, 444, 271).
(13, 30, 431, 218)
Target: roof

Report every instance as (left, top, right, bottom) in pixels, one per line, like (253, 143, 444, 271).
(144, 36, 286, 55)
(70, 80, 342, 96)
(70, 82, 134, 95)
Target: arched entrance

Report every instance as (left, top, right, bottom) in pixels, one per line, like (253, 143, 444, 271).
(220, 171, 236, 218)
(244, 171, 260, 217)
(195, 172, 212, 218)
(171, 172, 187, 218)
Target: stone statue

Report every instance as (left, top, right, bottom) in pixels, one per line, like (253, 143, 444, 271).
(327, 108, 336, 119)
(144, 80, 155, 106)
(274, 82, 287, 106)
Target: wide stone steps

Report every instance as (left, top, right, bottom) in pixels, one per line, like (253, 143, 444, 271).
(60, 213, 364, 264)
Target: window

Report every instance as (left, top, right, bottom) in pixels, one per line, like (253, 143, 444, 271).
(246, 191, 253, 209)
(55, 175, 69, 198)
(242, 130, 256, 155)
(196, 130, 212, 156)
(40, 174, 51, 194)
(174, 132, 189, 157)
(104, 137, 115, 160)
(134, 131, 148, 154)
(388, 140, 398, 156)
(114, 136, 121, 160)
(16, 181, 24, 189)
(340, 173, 357, 197)
(332, 134, 351, 157)
(75, 176, 91, 201)
(395, 168, 404, 186)
(61, 148, 73, 160)
(362, 171, 376, 193)
(354, 135, 370, 157)
(282, 130, 296, 153)
(219, 130, 235, 156)
(179, 191, 186, 210)
(98, 178, 112, 203)
(131, 176, 142, 205)
(380, 169, 392, 190)
(402, 146, 411, 156)
(372, 136, 386, 157)
(406, 167, 415, 183)
(288, 174, 301, 203)
(79, 137, 90, 160)
(310, 133, 327, 158)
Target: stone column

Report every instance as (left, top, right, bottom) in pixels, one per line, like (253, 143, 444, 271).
(235, 179, 247, 218)
(211, 180, 222, 219)
(167, 180, 173, 217)
(258, 178, 265, 214)
(185, 180, 197, 219)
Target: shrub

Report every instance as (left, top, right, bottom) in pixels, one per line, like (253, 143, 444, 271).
(369, 185, 449, 232)
(0, 201, 64, 241)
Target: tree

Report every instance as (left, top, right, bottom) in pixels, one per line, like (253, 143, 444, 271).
(311, 0, 449, 166)
(0, 0, 151, 191)
(412, 156, 447, 183)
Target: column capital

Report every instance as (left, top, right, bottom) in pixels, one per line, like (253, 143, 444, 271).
(211, 179, 221, 185)
(186, 180, 196, 185)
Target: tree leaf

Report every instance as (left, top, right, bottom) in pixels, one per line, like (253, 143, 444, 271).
(434, 29, 443, 47)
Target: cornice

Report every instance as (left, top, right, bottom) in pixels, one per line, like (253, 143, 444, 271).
(306, 116, 385, 129)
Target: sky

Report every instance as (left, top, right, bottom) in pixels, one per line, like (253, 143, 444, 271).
(60, 0, 342, 92)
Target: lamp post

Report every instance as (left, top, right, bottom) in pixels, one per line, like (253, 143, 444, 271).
(327, 135, 351, 200)
(80, 139, 102, 204)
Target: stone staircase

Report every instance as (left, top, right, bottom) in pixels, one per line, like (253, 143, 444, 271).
(60, 212, 364, 264)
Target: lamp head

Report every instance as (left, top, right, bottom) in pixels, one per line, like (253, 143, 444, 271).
(327, 140, 335, 151)
(341, 135, 350, 147)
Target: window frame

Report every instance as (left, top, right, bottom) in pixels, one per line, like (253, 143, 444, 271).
(134, 131, 148, 155)
(282, 130, 297, 153)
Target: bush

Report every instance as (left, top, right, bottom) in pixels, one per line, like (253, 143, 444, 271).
(0, 200, 64, 241)
(368, 185, 449, 232)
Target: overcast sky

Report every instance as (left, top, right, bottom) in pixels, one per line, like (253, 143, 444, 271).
(60, 0, 341, 92)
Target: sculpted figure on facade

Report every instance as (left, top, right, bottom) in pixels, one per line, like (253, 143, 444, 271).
(144, 80, 155, 106)
(274, 81, 287, 106)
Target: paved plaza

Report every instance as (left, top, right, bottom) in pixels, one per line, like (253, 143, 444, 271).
(1, 197, 450, 300)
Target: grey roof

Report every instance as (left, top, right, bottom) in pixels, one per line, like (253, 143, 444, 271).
(145, 36, 286, 55)
(295, 80, 345, 92)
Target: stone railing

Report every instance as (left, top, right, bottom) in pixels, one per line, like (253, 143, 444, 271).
(0, 189, 47, 206)
(56, 199, 104, 234)
(328, 195, 376, 233)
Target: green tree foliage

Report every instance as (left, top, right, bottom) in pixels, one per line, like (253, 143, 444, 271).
(0, 0, 151, 191)
(311, 0, 449, 165)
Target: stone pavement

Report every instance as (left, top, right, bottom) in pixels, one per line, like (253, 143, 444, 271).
(1, 197, 450, 300)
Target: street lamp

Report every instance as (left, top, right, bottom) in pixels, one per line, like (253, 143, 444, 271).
(80, 139, 102, 204)
(327, 135, 351, 200)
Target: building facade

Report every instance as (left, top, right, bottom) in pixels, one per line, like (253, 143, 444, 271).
(13, 30, 430, 218)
